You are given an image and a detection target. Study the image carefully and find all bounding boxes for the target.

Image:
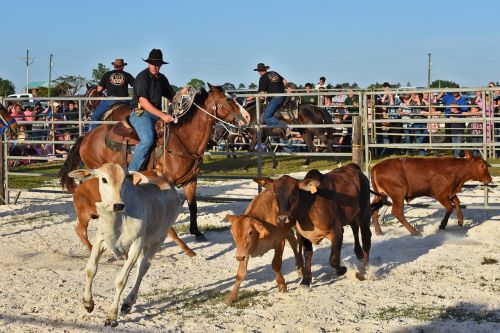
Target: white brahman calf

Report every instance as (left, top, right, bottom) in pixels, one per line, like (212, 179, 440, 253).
(68, 163, 183, 327)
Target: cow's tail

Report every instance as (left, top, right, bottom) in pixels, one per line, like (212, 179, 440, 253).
(370, 189, 391, 212)
(58, 136, 84, 193)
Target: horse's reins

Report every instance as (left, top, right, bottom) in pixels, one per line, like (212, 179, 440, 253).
(192, 100, 242, 135)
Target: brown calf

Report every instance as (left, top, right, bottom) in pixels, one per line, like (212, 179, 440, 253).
(257, 163, 372, 285)
(72, 172, 195, 257)
(225, 187, 304, 304)
(370, 151, 493, 235)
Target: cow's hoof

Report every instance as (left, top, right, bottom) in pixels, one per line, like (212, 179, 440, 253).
(278, 284, 287, 292)
(83, 300, 94, 313)
(375, 230, 384, 236)
(355, 272, 366, 281)
(121, 303, 132, 315)
(104, 319, 118, 327)
(194, 234, 207, 242)
(299, 284, 309, 289)
(336, 266, 347, 276)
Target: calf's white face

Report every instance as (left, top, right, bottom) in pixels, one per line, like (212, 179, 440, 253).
(68, 163, 126, 212)
(96, 164, 126, 212)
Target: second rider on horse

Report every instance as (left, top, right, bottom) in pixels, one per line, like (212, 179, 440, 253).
(91, 58, 135, 130)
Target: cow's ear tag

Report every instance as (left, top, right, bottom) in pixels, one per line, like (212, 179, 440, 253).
(309, 184, 317, 194)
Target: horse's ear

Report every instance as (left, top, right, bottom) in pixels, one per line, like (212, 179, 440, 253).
(207, 82, 213, 90)
(86, 83, 91, 89)
(68, 169, 96, 182)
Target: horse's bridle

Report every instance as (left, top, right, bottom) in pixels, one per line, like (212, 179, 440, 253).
(192, 95, 245, 135)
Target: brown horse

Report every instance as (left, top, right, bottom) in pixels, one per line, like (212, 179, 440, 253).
(59, 84, 244, 241)
(0, 103, 18, 138)
(84, 83, 131, 122)
(243, 100, 336, 170)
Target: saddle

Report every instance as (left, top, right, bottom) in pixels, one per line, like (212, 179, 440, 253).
(105, 117, 165, 168)
(102, 103, 129, 121)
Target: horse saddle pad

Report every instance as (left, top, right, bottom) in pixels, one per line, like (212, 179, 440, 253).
(102, 103, 129, 121)
(279, 108, 298, 120)
(105, 117, 164, 154)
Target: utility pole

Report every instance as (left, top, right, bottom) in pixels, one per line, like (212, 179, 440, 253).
(24, 49, 34, 93)
(427, 53, 432, 88)
(48, 54, 53, 97)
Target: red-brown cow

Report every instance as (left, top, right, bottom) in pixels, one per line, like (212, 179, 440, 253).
(225, 187, 304, 304)
(370, 151, 492, 236)
(256, 163, 372, 285)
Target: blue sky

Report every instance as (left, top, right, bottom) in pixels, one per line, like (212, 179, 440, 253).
(2, 0, 500, 93)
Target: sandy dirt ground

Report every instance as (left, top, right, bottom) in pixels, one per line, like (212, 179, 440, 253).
(0, 173, 499, 333)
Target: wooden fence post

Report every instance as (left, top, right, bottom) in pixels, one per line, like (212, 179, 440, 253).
(352, 115, 363, 168)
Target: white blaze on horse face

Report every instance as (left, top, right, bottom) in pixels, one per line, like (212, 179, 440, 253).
(97, 163, 126, 211)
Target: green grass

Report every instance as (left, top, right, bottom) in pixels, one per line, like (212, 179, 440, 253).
(377, 305, 500, 323)
(173, 223, 229, 235)
(200, 154, 347, 178)
(6, 154, 500, 190)
(7, 162, 63, 189)
(141, 287, 270, 319)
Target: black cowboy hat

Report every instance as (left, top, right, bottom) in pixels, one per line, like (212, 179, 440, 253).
(142, 49, 169, 66)
(253, 63, 270, 71)
(111, 58, 127, 67)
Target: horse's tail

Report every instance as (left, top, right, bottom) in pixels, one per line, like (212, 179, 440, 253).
(58, 136, 84, 193)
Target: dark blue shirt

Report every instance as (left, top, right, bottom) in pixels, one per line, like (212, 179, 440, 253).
(130, 68, 175, 110)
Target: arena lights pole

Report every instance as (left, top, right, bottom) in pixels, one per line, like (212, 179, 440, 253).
(24, 50, 34, 94)
(48, 54, 53, 98)
(427, 53, 432, 88)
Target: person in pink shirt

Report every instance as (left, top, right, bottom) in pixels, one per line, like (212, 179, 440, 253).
(10, 103, 24, 122)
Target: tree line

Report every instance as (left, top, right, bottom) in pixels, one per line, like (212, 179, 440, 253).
(1, 62, 491, 97)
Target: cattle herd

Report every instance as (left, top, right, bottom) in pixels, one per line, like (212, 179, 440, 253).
(67, 152, 493, 327)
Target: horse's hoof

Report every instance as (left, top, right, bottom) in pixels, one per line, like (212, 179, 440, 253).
(336, 266, 347, 276)
(121, 303, 132, 315)
(83, 300, 94, 313)
(104, 319, 118, 327)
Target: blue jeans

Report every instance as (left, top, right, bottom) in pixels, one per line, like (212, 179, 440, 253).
(128, 111, 158, 171)
(90, 100, 116, 130)
(451, 133, 464, 157)
(263, 96, 287, 128)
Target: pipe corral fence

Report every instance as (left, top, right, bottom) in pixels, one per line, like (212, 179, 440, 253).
(1, 87, 499, 209)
